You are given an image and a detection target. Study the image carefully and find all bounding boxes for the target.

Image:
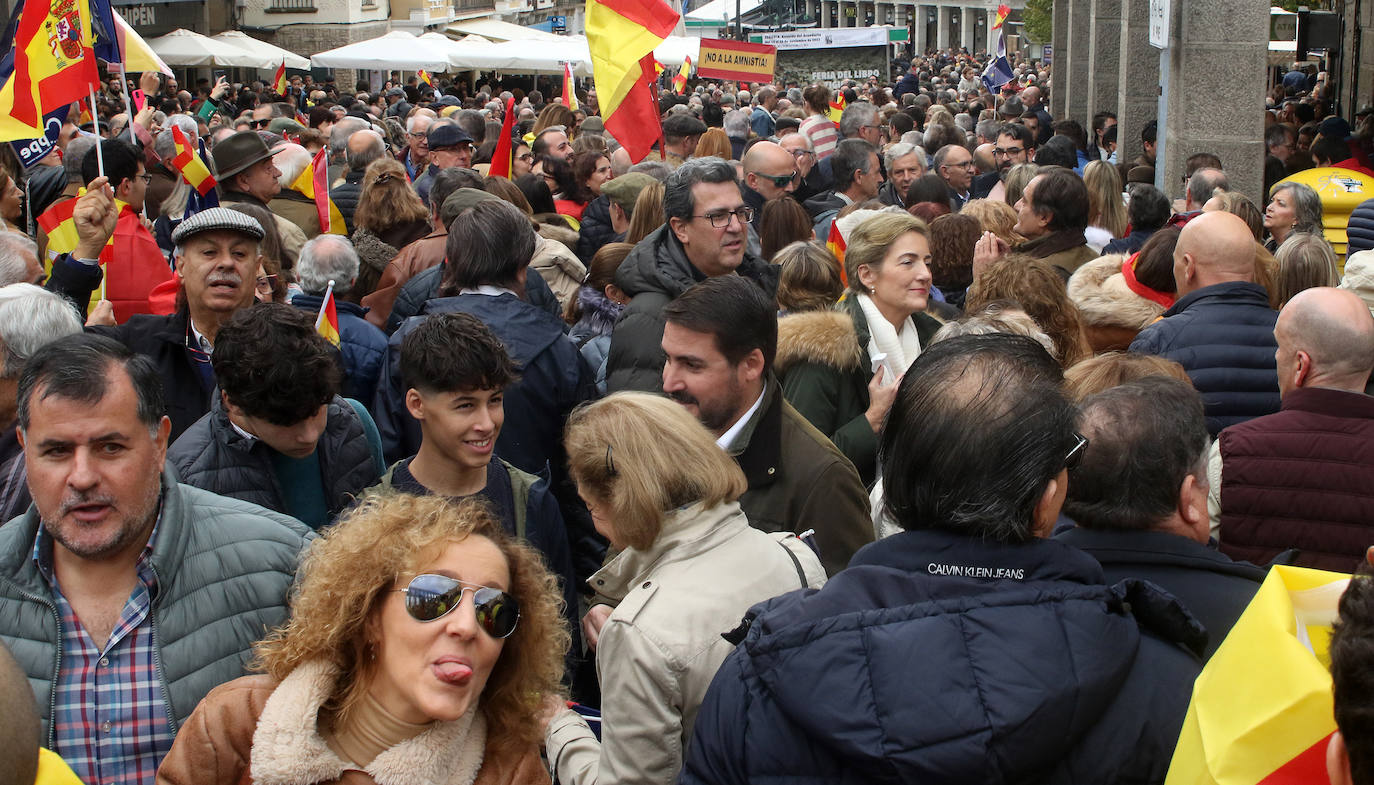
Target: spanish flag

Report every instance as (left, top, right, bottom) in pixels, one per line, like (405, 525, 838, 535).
(1165, 566, 1349, 785)
(37, 196, 78, 263)
(169, 125, 215, 196)
(289, 145, 345, 235)
(586, 0, 678, 163)
(272, 60, 287, 96)
(673, 55, 691, 95)
(315, 283, 340, 347)
(826, 219, 847, 285)
(487, 96, 517, 179)
(418, 69, 433, 88)
(0, 0, 101, 140)
(562, 61, 578, 111)
(993, 3, 1010, 29)
(827, 94, 846, 125)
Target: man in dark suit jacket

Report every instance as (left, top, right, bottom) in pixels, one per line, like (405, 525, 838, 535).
(1057, 376, 1264, 660)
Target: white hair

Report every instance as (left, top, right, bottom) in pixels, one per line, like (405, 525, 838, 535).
(273, 143, 312, 188)
(0, 233, 38, 288)
(0, 283, 82, 379)
(296, 234, 360, 296)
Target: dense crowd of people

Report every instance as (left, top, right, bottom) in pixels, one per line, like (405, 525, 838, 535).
(0, 43, 1373, 785)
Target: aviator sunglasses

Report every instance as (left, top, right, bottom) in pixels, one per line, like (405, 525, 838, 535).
(397, 574, 521, 638)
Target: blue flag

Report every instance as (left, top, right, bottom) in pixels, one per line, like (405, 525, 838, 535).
(981, 30, 1014, 93)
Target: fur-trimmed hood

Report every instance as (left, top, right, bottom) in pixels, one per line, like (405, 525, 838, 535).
(1067, 255, 1167, 331)
(776, 309, 864, 375)
(536, 220, 579, 254)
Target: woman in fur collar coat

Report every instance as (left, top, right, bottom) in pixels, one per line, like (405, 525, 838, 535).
(155, 494, 567, 785)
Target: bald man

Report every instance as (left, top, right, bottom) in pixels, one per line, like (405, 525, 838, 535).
(1204, 287, 1374, 570)
(1130, 211, 1281, 435)
(740, 141, 799, 214)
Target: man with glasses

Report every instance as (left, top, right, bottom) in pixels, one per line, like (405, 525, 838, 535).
(605, 157, 776, 393)
(399, 113, 434, 180)
(933, 142, 977, 212)
(779, 132, 828, 202)
(413, 121, 474, 206)
(976, 123, 1036, 203)
(681, 334, 1202, 785)
(740, 141, 798, 214)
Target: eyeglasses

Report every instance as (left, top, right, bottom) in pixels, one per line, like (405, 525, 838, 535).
(992, 147, 1024, 158)
(397, 574, 521, 638)
(255, 274, 277, 291)
(942, 161, 977, 170)
(695, 206, 755, 227)
(517, 153, 535, 163)
(755, 170, 798, 188)
(1064, 432, 1089, 471)
(250, 118, 271, 129)
(788, 148, 815, 159)
(137, 173, 153, 184)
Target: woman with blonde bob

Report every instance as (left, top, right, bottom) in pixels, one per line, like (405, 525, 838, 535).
(156, 493, 567, 785)
(351, 158, 433, 298)
(544, 392, 824, 785)
(777, 212, 941, 485)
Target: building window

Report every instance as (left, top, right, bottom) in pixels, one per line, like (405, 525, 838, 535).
(266, 0, 317, 12)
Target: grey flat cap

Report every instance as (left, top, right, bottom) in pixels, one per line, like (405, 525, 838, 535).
(171, 207, 266, 245)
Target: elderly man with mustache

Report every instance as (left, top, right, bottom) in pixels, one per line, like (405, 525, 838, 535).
(88, 208, 268, 441)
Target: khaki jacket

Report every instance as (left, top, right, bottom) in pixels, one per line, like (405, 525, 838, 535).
(545, 501, 825, 785)
(156, 661, 547, 785)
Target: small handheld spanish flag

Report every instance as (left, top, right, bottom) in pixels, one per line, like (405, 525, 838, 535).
(673, 56, 692, 95)
(487, 96, 518, 179)
(826, 219, 847, 285)
(289, 146, 346, 235)
(272, 61, 288, 96)
(169, 125, 216, 196)
(316, 280, 341, 347)
(562, 62, 579, 111)
(418, 69, 433, 88)
(993, 3, 1010, 29)
(827, 94, 846, 124)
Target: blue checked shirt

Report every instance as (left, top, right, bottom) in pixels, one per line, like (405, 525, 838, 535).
(35, 518, 174, 785)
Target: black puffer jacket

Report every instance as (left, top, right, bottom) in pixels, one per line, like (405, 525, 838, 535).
(89, 310, 213, 442)
(166, 396, 380, 528)
(606, 225, 778, 393)
(329, 168, 366, 235)
(1129, 281, 1280, 435)
(575, 194, 618, 263)
(680, 528, 1203, 785)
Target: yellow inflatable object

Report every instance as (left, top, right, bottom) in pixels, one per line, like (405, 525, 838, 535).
(1276, 166, 1374, 259)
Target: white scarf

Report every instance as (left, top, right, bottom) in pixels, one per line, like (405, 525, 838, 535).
(856, 292, 923, 375)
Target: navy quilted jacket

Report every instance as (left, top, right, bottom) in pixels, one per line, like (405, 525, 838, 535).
(1129, 281, 1280, 436)
(679, 529, 1202, 785)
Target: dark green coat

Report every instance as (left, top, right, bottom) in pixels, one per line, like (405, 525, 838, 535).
(776, 297, 941, 485)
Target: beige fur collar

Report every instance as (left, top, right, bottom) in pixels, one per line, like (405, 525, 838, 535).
(1067, 254, 1167, 331)
(776, 310, 864, 374)
(250, 660, 487, 785)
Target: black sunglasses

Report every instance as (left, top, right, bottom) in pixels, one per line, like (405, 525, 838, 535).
(397, 574, 520, 638)
(757, 171, 798, 188)
(1064, 432, 1089, 471)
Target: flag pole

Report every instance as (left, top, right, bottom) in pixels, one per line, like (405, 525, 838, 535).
(315, 279, 335, 331)
(116, 62, 135, 147)
(88, 86, 105, 179)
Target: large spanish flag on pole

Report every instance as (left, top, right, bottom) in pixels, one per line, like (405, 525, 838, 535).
(0, 0, 101, 140)
(1165, 565, 1349, 785)
(586, 0, 678, 164)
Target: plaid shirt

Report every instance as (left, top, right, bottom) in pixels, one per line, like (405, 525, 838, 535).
(35, 517, 174, 785)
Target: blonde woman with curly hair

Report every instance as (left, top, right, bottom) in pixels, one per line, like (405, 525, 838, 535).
(156, 493, 568, 785)
(544, 392, 824, 785)
(960, 198, 1026, 247)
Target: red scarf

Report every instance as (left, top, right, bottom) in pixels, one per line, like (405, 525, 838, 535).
(1121, 253, 1176, 309)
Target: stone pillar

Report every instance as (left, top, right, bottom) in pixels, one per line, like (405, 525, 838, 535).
(822, 0, 834, 27)
(986, 6, 1000, 55)
(1116, 0, 1156, 166)
(914, 4, 931, 53)
(1062, 0, 1093, 125)
(1085, 0, 1121, 125)
(962, 6, 977, 52)
(936, 6, 951, 51)
(1050, 0, 1070, 118)
(1161, 0, 1267, 201)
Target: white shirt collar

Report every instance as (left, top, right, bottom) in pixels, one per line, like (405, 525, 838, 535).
(228, 417, 257, 444)
(716, 382, 767, 452)
(189, 321, 212, 354)
(458, 285, 520, 297)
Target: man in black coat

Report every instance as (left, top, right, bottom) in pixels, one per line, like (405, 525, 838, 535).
(89, 208, 266, 441)
(1057, 376, 1264, 660)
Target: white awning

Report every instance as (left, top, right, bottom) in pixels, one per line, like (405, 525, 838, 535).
(685, 0, 763, 24)
(146, 29, 272, 68)
(211, 31, 310, 71)
(444, 18, 563, 42)
(310, 31, 460, 72)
